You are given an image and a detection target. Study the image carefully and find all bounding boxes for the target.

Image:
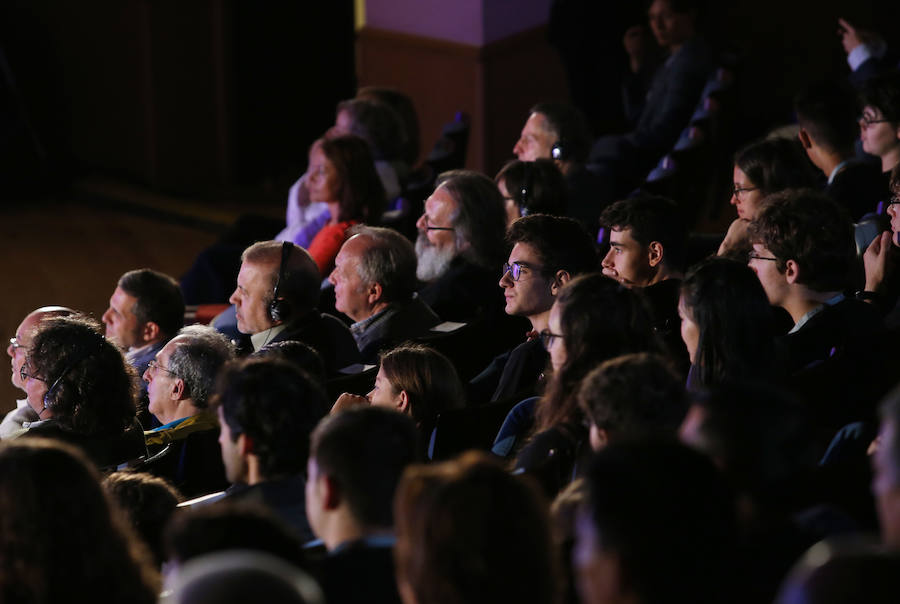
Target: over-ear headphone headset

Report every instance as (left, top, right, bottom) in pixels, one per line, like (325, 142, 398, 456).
(519, 161, 534, 217)
(268, 242, 293, 324)
(43, 340, 105, 412)
(550, 140, 568, 162)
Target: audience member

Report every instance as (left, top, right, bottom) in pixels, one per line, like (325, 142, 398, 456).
(873, 387, 900, 548)
(469, 214, 596, 403)
(305, 407, 418, 604)
(577, 352, 686, 451)
(859, 73, 900, 178)
(355, 86, 420, 168)
(251, 340, 327, 387)
(213, 358, 328, 540)
(329, 226, 440, 363)
(17, 314, 145, 468)
(600, 194, 690, 370)
(142, 325, 234, 498)
(228, 240, 360, 374)
(838, 17, 898, 88)
(495, 159, 567, 227)
(3, 305, 74, 437)
(394, 452, 559, 604)
(0, 439, 159, 603)
(862, 166, 900, 326)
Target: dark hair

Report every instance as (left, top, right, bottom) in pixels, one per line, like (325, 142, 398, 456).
(529, 102, 592, 163)
(577, 353, 686, 444)
(317, 134, 386, 222)
(680, 257, 775, 388)
(166, 325, 235, 409)
(336, 97, 406, 161)
(860, 72, 900, 124)
(600, 195, 687, 272)
(118, 269, 185, 339)
(734, 137, 819, 195)
(394, 452, 559, 604)
(103, 471, 182, 567)
(356, 86, 420, 166)
(28, 314, 137, 435)
(748, 189, 855, 292)
(251, 340, 326, 387)
(0, 439, 159, 603)
(213, 358, 328, 480)
(496, 159, 567, 218)
(536, 274, 655, 432)
(379, 344, 465, 435)
(507, 214, 597, 278)
(794, 81, 861, 155)
(310, 406, 419, 528)
(349, 225, 418, 303)
(242, 241, 322, 313)
(436, 169, 508, 270)
(584, 441, 737, 604)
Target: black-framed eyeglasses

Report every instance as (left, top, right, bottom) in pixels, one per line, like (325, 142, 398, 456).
(8, 336, 24, 351)
(19, 359, 45, 384)
(731, 184, 758, 198)
(748, 251, 778, 262)
(539, 329, 564, 350)
(501, 262, 546, 282)
(421, 215, 455, 232)
(147, 359, 178, 377)
(859, 114, 892, 127)
(888, 196, 900, 207)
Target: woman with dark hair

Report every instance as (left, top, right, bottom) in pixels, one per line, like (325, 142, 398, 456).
(18, 314, 145, 468)
(495, 158, 567, 227)
(304, 134, 387, 276)
(394, 452, 559, 604)
(678, 257, 777, 392)
(719, 137, 819, 257)
(0, 439, 159, 603)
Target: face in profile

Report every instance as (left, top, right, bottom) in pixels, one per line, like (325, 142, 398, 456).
(101, 287, 143, 350)
(647, 0, 695, 50)
(859, 105, 900, 160)
(513, 113, 555, 162)
(415, 185, 459, 282)
(307, 143, 340, 203)
(329, 235, 372, 322)
(730, 165, 764, 221)
(601, 228, 655, 288)
(677, 295, 700, 364)
(229, 261, 277, 335)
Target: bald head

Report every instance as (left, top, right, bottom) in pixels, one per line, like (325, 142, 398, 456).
(8, 306, 76, 391)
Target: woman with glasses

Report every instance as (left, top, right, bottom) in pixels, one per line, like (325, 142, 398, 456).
(718, 137, 818, 258)
(492, 274, 655, 495)
(859, 73, 900, 178)
(16, 314, 145, 469)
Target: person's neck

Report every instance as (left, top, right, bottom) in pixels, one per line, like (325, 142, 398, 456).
(882, 147, 900, 174)
(783, 288, 841, 325)
(321, 510, 369, 551)
(327, 201, 342, 225)
(645, 266, 682, 287)
(529, 309, 551, 334)
(158, 401, 199, 426)
(816, 149, 851, 178)
(354, 301, 390, 324)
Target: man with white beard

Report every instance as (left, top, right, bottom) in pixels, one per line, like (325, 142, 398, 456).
(414, 170, 509, 324)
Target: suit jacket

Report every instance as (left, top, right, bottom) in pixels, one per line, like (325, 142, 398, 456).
(352, 296, 441, 364)
(825, 160, 891, 221)
(24, 417, 146, 470)
(256, 311, 361, 376)
(224, 473, 313, 542)
(144, 412, 228, 498)
(417, 256, 504, 324)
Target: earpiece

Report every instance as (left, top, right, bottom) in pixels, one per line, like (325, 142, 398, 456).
(268, 242, 293, 324)
(550, 140, 568, 162)
(519, 161, 534, 217)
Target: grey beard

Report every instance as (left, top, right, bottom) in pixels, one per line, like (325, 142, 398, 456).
(416, 234, 457, 282)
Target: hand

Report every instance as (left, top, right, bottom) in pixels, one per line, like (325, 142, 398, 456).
(331, 392, 370, 414)
(717, 219, 750, 257)
(863, 230, 892, 293)
(837, 18, 863, 54)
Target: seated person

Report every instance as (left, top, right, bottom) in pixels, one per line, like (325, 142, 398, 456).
(858, 73, 900, 185)
(577, 352, 686, 451)
(142, 325, 235, 498)
(228, 240, 360, 374)
(329, 226, 440, 363)
(872, 386, 900, 549)
(838, 17, 899, 88)
(212, 357, 329, 541)
(17, 314, 145, 469)
(495, 159, 568, 228)
(305, 407, 418, 604)
(600, 194, 690, 371)
(469, 214, 597, 403)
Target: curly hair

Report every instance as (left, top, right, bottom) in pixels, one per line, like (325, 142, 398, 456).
(28, 314, 137, 435)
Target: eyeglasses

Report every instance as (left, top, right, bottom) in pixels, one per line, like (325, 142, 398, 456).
(748, 251, 778, 262)
(19, 359, 45, 384)
(421, 215, 455, 232)
(859, 114, 892, 128)
(501, 262, 545, 282)
(731, 184, 758, 199)
(8, 337, 24, 351)
(147, 359, 178, 377)
(539, 329, 564, 350)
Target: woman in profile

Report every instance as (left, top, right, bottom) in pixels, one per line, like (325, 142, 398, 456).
(0, 438, 159, 603)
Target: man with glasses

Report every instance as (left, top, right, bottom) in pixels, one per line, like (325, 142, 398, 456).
(142, 325, 234, 498)
(3, 306, 74, 438)
(469, 215, 596, 403)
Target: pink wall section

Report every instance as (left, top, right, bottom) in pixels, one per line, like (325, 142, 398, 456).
(365, 0, 552, 46)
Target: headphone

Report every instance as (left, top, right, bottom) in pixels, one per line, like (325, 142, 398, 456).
(550, 140, 569, 162)
(43, 340, 104, 412)
(268, 242, 293, 324)
(519, 161, 534, 217)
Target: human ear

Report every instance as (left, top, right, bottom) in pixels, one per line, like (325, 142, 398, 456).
(648, 241, 664, 267)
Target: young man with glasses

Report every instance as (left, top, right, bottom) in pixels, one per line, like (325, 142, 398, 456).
(468, 214, 596, 403)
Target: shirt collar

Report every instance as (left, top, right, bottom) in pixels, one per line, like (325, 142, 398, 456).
(251, 324, 287, 351)
(788, 293, 845, 334)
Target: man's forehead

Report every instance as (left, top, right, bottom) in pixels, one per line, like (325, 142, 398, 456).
(239, 260, 276, 284)
(111, 286, 138, 310)
(426, 187, 456, 213)
(509, 241, 541, 263)
(609, 227, 637, 244)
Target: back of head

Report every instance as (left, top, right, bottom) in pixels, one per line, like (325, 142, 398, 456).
(214, 358, 328, 480)
(507, 213, 597, 277)
(436, 169, 508, 269)
(794, 81, 860, 156)
(394, 452, 558, 604)
(104, 471, 182, 566)
(379, 343, 465, 432)
(349, 225, 418, 304)
(319, 134, 386, 222)
(310, 406, 418, 529)
(529, 102, 592, 163)
(29, 314, 137, 435)
(860, 72, 900, 123)
(583, 441, 737, 604)
(336, 97, 406, 162)
(600, 194, 687, 272)
(734, 137, 819, 195)
(578, 353, 686, 445)
(242, 241, 321, 316)
(118, 269, 185, 339)
(167, 325, 235, 410)
(496, 159, 568, 218)
(748, 189, 855, 292)
(355, 86, 420, 166)
(680, 257, 775, 388)
(251, 341, 326, 387)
